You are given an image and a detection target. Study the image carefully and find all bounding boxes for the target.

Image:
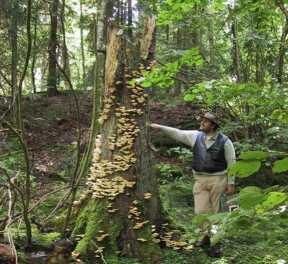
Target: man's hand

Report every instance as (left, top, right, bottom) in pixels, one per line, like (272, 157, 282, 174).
(225, 184, 235, 195)
(148, 123, 160, 129)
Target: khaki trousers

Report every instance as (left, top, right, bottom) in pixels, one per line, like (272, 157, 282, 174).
(193, 175, 227, 214)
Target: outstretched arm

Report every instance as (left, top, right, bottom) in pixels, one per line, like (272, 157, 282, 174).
(149, 123, 198, 148)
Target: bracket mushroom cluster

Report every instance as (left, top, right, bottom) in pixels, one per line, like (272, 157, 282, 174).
(82, 65, 149, 203)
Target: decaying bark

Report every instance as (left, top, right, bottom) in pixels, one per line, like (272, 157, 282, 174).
(140, 17, 156, 61)
(72, 18, 163, 263)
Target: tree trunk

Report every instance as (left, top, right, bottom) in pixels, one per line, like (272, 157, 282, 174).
(47, 0, 59, 97)
(276, 0, 288, 84)
(80, 0, 86, 87)
(74, 13, 103, 204)
(12, 0, 33, 248)
(72, 18, 162, 263)
(60, 0, 71, 89)
(166, 25, 169, 42)
(207, 13, 215, 65)
(277, 17, 288, 84)
(231, 18, 241, 82)
(172, 28, 182, 95)
(127, 0, 133, 39)
(31, 14, 37, 94)
(255, 44, 263, 83)
(9, 0, 18, 122)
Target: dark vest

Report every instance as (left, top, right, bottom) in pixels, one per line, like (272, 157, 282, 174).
(192, 132, 228, 173)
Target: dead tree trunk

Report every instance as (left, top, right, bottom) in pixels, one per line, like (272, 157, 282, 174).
(72, 18, 163, 263)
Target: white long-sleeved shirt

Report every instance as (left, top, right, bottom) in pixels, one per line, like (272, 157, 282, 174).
(153, 124, 236, 184)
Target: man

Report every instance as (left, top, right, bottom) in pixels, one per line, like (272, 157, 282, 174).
(150, 112, 236, 214)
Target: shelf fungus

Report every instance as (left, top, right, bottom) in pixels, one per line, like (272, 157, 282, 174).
(133, 220, 149, 230)
(96, 234, 109, 242)
(144, 192, 152, 199)
(137, 238, 147, 242)
(128, 206, 141, 218)
(83, 70, 149, 215)
(88, 176, 136, 200)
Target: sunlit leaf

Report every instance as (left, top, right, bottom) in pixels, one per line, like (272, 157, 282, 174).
(228, 160, 261, 178)
(261, 192, 287, 210)
(239, 186, 265, 209)
(239, 151, 270, 161)
(272, 157, 288, 174)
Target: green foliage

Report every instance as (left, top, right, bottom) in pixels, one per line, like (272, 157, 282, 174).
(266, 127, 288, 151)
(272, 157, 288, 174)
(239, 186, 265, 209)
(228, 160, 261, 178)
(159, 179, 194, 231)
(166, 147, 193, 162)
(191, 214, 210, 226)
(0, 138, 24, 179)
(156, 163, 183, 184)
(239, 151, 270, 161)
(158, 0, 208, 25)
(34, 232, 62, 249)
(261, 192, 287, 211)
(141, 48, 203, 89)
(10, 225, 61, 250)
(159, 174, 288, 263)
(183, 80, 288, 151)
(271, 109, 288, 124)
(162, 249, 194, 264)
(228, 150, 288, 179)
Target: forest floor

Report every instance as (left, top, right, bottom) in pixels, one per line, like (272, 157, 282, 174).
(1, 93, 288, 264)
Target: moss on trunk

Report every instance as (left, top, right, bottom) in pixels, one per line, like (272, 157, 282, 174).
(73, 199, 123, 256)
(73, 199, 162, 263)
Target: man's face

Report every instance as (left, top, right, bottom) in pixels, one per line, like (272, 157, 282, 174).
(200, 118, 215, 133)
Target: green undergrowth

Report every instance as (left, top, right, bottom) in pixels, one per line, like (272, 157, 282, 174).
(0, 136, 26, 176)
(16, 151, 284, 264)
(33, 231, 61, 249)
(158, 175, 288, 263)
(218, 237, 288, 264)
(7, 225, 61, 250)
(160, 178, 195, 229)
(156, 163, 185, 184)
(72, 199, 123, 258)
